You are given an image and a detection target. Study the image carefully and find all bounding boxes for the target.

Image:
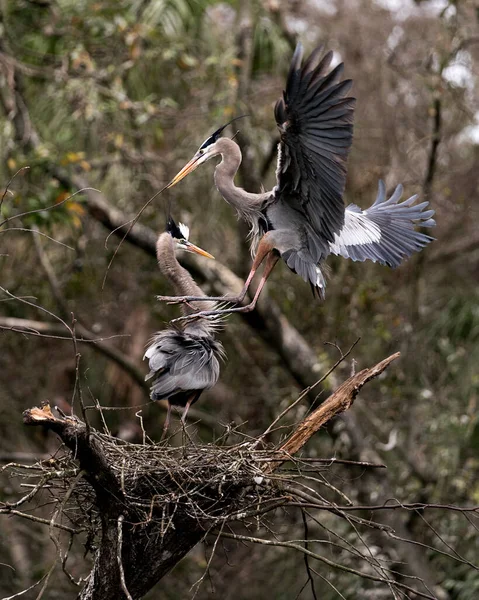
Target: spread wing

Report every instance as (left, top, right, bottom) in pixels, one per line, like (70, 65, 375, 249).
(274, 43, 356, 253)
(328, 180, 436, 267)
(144, 328, 222, 405)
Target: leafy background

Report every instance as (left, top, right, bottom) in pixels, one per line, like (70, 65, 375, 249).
(0, 0, 478, 598)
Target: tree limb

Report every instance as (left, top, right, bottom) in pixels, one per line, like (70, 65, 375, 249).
(423, 97, 441, 202)
(263, 353, 400, 473)
(22, 403, 206, 600)
(0, 316, 148, 391)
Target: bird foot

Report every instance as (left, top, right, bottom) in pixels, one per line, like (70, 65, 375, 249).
(157, 295, 194, 305)
(157, 294, 242, 305)
(170, 304, 255, 324)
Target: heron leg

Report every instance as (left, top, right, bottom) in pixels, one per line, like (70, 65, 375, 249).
(160, 402, 172, 441)
(243, 251, 280, 311)
(181, 395, 196, 425)
(172, 251, 280, 321)
(158, 234, 275, 306)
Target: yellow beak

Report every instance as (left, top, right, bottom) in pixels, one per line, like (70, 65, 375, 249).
(184, 241, 215, 260)
(167, 153, 204, 188)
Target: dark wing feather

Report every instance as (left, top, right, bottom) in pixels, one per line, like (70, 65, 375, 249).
(144, 328, 222, 407)
(274, 43, 356, 252)
(328, 180, 436, 267)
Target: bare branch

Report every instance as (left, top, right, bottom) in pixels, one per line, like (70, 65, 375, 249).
(423, 97, 442, 201)
(2, 563, 55, 600)
(31, 225, 70, 318)
(0, 315, 146, 391)
(0, 187, 98, 229)
(215, 531, 437, 600)
(257, 339, 360, 444)
(0, 508, 81, 534)
(0, 166, 30, 213)
(117, 515, 133, 600)
(263, 353, 400, 472)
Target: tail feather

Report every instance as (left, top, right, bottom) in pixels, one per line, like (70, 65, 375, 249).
(329, 180, 435, 268)
(282, 249, 326, 298)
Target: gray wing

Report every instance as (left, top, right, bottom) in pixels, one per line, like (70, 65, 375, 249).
(274, 43, 356, 254)
(328, 180, 435, 267)
(144, 328, 222, 405)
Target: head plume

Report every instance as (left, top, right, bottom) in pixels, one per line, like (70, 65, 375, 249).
(198, 115, 249, 151)
(166, 216, 188, 240)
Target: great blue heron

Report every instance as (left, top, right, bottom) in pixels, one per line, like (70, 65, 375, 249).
(161, 43, 435, 317)
(144, 217, 224, 436)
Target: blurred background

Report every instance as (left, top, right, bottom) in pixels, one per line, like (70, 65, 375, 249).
(0, 0, 478, 598)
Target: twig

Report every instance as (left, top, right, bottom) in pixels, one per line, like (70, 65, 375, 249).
(71, 316, 88, 428)
(0, 508, 81, 533)
(34, 562, 56, 600)
(0, 452, 50, 463)
(2, 562, 55, 600)
(423, 97, 441, 201)
(388, 528, 479, 571)
(93, 393, 111, 436)
(310, 566, 347, 600)
(0, 226, 74, 250)
(117, 515, 133, 600)
(279, 500, 479, 514)
(256, 457, 386, 468)
(0, 287, 73, 341)
(190, 522, 225, 598)
(0, 316, 146, 392)
(136, 411, 146, 446)
(49, 470, 84, 585)
(301, 511, 318, 600)
(402, 510, 478, 571)
(0, 187, 98, 229)
(3, 476, 47, 508)
(257, 339, 360, 445)
(31, 225, 70, 318)
(0, 166, 30, 213)
(214, 531, 437, 600)
(101, 182, 169, 290)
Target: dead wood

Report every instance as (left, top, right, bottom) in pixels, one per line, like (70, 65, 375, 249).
(264, 352, 401, 472)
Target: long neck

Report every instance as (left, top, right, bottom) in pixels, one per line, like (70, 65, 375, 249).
(156, 233, 215, 317)
(213, 138, 271, 225)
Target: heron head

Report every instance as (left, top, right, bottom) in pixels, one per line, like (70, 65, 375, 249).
(166, 115, 248, 188)
(166, 217, 214, 259)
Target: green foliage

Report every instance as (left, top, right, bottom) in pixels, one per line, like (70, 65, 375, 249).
(444, 567, 479, 600)
(251, 15, 291, 75)
(430, 293, 479, 344)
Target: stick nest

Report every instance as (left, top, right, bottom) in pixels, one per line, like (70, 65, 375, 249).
(101, 434, 281, 524)
(10, 433, 286, 544)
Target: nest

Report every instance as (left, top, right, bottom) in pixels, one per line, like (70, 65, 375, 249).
(100, 434, 281, 525)
(11, 433, 287, 546)
(16, 355, 397, 549)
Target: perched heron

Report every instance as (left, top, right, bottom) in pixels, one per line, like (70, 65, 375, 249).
(144, 217, 225, 436)
(162, 43, 435, 317)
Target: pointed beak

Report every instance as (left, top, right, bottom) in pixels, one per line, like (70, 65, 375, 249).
(167, 152, 205, 188)
(184, 241, 215, 260)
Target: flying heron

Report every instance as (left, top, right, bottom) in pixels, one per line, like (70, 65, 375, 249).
(161, 43, 435, 318)
(144, 217, 225, 436)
